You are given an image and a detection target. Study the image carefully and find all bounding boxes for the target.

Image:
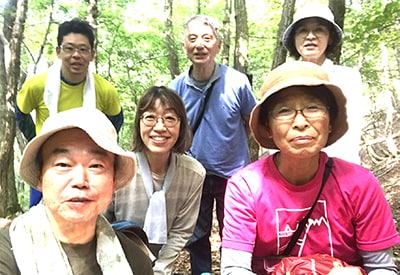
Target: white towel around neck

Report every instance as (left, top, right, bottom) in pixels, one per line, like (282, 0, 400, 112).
(136, 151, 176, 244)
(43, 59, 96, 115)
(9, 204, 133, 275)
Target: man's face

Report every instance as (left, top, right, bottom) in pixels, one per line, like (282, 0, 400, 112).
(183, 20, 221, 66)
(38, 128, 116, 227)
(56, 33, 95, 82)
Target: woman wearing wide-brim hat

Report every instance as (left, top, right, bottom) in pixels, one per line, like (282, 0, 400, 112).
(220, 61, 400, 275)
(282, 3, 366, 165)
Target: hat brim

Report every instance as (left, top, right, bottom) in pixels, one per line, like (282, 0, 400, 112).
(250, 62, 348, 149)
(283, 17, 343, 57)
(19, 108, 135, 191)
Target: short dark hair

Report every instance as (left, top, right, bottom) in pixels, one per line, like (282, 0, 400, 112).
(132, 86, 192, 153)
(57, 18, 95, 48)
(290, 18, 341, 59)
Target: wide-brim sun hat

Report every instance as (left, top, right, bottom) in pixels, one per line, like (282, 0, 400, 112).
(19, 107, 136, 190)
(283, 3, 343, 57)
(250, 61, 348, 149)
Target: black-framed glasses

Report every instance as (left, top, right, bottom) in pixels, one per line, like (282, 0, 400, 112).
(270, 104, 328, 121)
(141, 113, 180, 128)
(60, 45, 92, 55)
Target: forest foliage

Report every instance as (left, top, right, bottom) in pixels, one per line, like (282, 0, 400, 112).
(1, 0, 400, 212)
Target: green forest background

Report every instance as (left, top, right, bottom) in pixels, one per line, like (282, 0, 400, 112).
(1, 0, 400, 212)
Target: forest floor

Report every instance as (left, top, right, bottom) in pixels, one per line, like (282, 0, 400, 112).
(379, 162, 400, 264)
(173, 160, 400, 274)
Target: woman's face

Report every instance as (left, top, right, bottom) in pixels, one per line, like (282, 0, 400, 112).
(294, 18, 331, 64)
(140, 99, 181, 158)
(266, 87, 331, 158)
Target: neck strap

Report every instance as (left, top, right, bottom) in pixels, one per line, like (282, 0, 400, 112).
(282, 157, 333, 256)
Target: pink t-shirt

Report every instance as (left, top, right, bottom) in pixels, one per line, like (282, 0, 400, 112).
(222, 152, 400, 266)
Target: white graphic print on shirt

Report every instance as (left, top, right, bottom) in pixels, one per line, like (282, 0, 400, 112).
(275, 200, 334, 256)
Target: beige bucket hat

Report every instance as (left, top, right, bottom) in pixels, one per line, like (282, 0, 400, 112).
(250, 61, 348, 149)
(19, 107, 136, 190)
(283, 3, 343, 58)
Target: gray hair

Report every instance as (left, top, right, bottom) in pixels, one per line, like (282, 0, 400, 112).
(183, 15, 222, 41)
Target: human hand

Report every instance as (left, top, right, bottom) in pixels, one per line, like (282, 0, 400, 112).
(0, 218, 11, 228)
(328, 266, 364, 275)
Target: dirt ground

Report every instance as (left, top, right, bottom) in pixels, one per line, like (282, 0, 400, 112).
(173, 213, 222, 274)
(378, 163, 400, 263)
(173, 161, 400, 274)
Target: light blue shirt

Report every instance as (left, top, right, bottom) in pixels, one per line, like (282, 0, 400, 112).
(170, 64, 257, 178)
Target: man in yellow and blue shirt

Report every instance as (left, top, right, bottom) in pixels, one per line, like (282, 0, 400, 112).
(16, 18, 123, 207)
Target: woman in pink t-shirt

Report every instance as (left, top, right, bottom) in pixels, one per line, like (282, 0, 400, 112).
(220, 61, 400, 275)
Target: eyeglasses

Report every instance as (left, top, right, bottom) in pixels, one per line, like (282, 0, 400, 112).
(270, 104, 328, 121)
(60, 45, 92, 55)
(141, 113, 180, 128)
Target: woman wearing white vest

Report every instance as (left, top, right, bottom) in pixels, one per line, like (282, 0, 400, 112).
(282, 3, 366, 164)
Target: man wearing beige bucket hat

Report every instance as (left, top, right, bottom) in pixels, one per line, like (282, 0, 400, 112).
(282, 3, 366, 164)
(0, 107, 153, 274)
(221, 61, 399, 274)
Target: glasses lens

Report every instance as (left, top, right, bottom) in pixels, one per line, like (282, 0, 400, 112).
(163, 115, 179, 127)
(61, 45, 74, 54)
(78, 47, 91, 54)
(303, 105, 327, 118)
(271, 107, 295, 121)
(142, 114, 156, 126)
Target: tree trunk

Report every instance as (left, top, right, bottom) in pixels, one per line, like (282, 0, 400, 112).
(233, 0, 249, 72)
(86, 0, 98, 71)
(329, 0, 345, 64)
(196, 0, 201, 14)
(271, 0, 296, 69)
(164, 0, 180, 79)
(0, 0, 28, 217)
(221, 0, 232, 66)
(30, 0, 55, 75)
(233, 0, 258, 161)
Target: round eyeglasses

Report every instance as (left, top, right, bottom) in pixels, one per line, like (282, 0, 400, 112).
(141, 113, 180, 128)
(270, 104, 328, 121)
